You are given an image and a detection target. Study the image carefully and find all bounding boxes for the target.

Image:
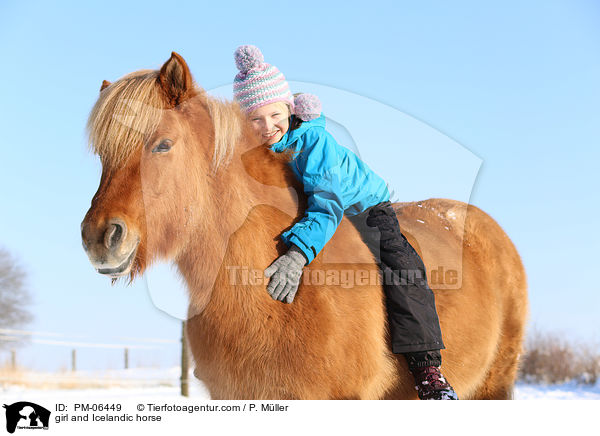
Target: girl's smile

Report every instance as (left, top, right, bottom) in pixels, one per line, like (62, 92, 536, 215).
(263, 129, 280, 139)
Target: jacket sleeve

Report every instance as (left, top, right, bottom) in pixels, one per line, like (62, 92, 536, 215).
(280, 133, 345, 264)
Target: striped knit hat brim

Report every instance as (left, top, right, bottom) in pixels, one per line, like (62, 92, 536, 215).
(233, 45, 294, 114)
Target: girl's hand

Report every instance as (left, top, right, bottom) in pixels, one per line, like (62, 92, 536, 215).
(264, 245, 307, 303)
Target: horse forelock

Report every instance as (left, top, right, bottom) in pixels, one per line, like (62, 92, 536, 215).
(87, 69, 244, 174)
(87, 70, 168, 169)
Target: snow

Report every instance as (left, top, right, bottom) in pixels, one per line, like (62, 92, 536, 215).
(0, 367, 211, 400)
(1, 369, 598, 436)
(2, 367, 599, 400)
(514, 381, 600, 400)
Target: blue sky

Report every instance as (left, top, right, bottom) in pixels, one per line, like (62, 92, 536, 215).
(0, 1, 598, 370)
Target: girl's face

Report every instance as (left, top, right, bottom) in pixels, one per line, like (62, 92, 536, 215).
(248, 102, 290, 146)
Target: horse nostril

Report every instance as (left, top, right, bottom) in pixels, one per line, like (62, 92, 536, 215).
(109, 224, 122, 248)
(104, 218, 127, 251)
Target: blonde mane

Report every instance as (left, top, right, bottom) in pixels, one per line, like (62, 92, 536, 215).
(204, 97, 243, 171)
(87, 69, 242, 171)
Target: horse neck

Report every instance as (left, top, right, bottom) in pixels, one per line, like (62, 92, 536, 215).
(176, 125, 304, 316)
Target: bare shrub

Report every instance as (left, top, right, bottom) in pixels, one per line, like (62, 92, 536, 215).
(575, 343, 600, 385)
(518, 328, 600, 385)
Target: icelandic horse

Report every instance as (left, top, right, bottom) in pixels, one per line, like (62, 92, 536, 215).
(81, 52, 528, 399)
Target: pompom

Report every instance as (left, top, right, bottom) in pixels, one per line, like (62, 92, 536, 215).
(293, 93, 322, 121)
(234, 45, 264, 73)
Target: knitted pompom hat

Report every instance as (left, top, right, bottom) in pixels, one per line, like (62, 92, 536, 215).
(233, 45, 294, 114)
(293, 93, 322, 121)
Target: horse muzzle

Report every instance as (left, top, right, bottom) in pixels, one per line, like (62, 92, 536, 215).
(81, 217, 140, 278)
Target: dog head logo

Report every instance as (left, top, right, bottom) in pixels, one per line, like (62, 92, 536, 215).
(3, 402, 50, 434)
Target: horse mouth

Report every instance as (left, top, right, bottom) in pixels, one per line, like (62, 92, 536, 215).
(96, 245, 138, 278)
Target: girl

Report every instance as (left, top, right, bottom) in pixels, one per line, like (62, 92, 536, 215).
(233, 45, 458, 400)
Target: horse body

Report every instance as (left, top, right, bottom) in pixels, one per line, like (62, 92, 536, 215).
(184, 203, 400, 399)
(81, 52, 528, 400)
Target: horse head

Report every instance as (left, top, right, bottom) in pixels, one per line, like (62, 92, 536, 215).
(81, 52, 235, 283)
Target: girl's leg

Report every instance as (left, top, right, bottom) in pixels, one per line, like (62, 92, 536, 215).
(348, 201, 458, 399)
(349, 201, 444, 355)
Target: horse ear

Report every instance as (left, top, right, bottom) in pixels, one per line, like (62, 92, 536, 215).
(158, 51, 196, 107)
(100, 80, 111, 92)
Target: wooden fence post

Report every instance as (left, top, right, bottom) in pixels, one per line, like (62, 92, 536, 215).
(181, 320, 189, 397)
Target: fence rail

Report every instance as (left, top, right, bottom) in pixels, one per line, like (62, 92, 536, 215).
(0, 322, 190, 396)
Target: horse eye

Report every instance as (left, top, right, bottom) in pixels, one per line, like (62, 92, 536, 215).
(152, 139, 172, 153)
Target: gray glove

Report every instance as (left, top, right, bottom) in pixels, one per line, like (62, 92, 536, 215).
(264, 245, 308, 304)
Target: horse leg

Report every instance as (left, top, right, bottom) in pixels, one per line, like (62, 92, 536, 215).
(471, 308, 527, 399)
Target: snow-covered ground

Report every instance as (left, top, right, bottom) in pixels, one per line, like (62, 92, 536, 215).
(1, 369, 597, 436)
(514, 381, 600, 400)
(1, 367, 599, 400)
(0, 367, 210, 401)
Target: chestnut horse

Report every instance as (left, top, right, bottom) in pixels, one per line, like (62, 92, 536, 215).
(81, 52, 528, 399)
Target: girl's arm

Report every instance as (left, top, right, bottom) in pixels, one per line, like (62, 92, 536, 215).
(280, 131, 345, 264)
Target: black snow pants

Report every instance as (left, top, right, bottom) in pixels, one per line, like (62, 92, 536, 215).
(348, 200, 445, 369)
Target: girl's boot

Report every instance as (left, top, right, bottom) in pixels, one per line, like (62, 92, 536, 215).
(410, 365, 459, 400)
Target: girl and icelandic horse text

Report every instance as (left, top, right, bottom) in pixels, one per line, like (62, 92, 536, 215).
(81, 52, 528, 399)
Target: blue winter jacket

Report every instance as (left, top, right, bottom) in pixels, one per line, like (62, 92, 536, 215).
(269, 115, 390, 264)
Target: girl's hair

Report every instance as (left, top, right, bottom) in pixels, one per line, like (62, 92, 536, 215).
(289, 113, 303, 131)
(288, 93, 304, 132)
